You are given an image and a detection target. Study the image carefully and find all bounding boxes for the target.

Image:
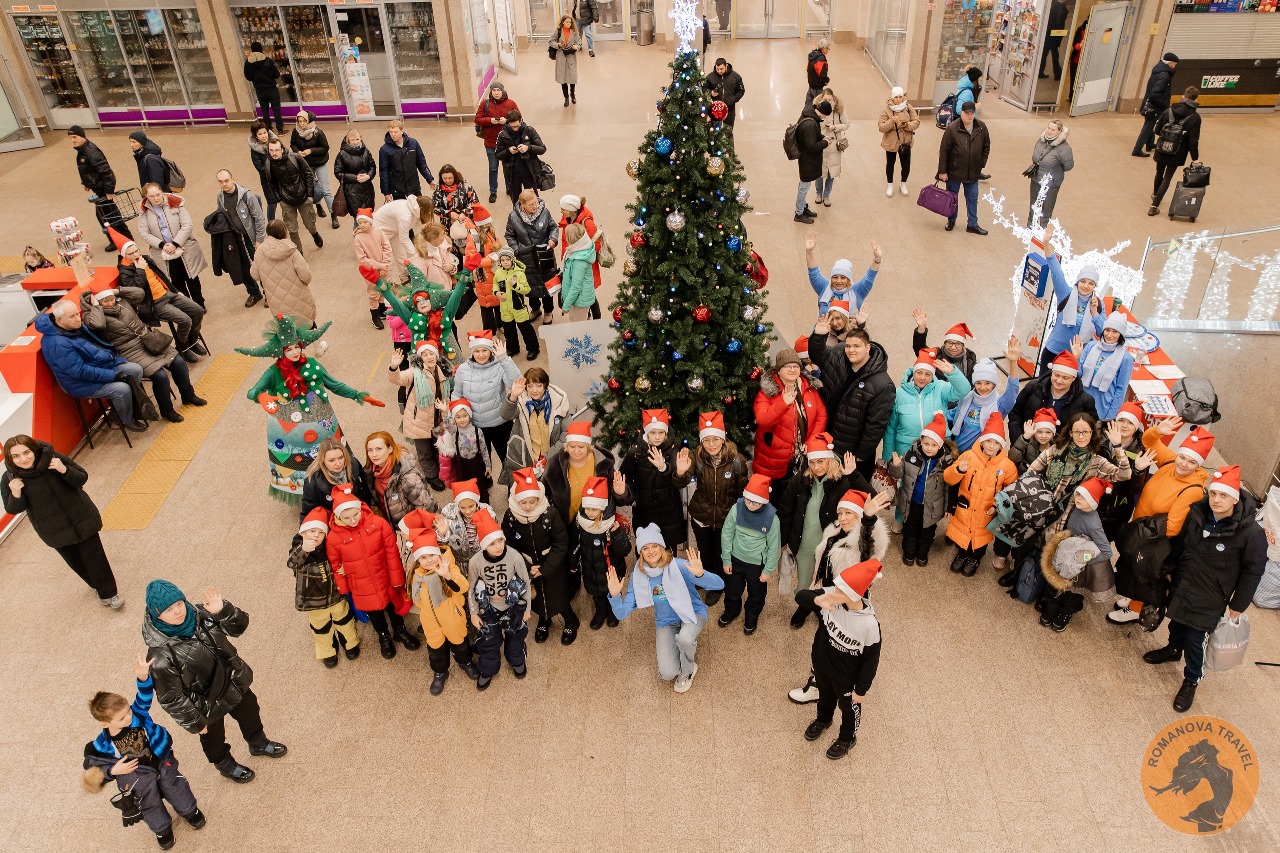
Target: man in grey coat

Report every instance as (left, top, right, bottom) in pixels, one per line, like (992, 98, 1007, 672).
(214, 169, 266, 307)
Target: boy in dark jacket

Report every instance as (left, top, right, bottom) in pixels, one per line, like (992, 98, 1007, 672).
(570, 476, 632, 629)
(243, 41, 283, 133)
(797, 558, 883, 761)
(887, 412, 956, 566)
(672, 410, 749, 606)
(719, 473, 781, 634)
(467, 509, 533, 689)
(289, 509, 361, 667)
(129, 131, 170, 191)
(618, 409, 687, 553)
(502, 468, 576, 645)
(793, 100, 831, 224)
(83, 656, 204, 849)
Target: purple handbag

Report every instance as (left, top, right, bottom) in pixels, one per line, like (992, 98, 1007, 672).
(917, 180, 959, 219)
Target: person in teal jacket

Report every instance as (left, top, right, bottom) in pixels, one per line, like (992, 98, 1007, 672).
(719, 473, 781, 634)
(882, 349, 970, 461)
(955, 67, 981, 112)
(558, 222, 598, 321)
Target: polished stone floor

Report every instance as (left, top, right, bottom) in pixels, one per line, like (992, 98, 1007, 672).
(1, 39, 1279, 852)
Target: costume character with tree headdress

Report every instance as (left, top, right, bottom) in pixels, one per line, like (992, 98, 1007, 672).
(363, 261, 466, 361)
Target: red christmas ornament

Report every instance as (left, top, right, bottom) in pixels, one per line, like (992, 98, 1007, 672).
(723, 396, 735, 406)
(621, 329, 636, 342)
(607, 377, 622, 392)
(612, 307, 624, 323)
(629, 231, 647, 249)
(692, 304, 712, 323)
(710, 100, 729, 121)
(749, 366, 764, 381)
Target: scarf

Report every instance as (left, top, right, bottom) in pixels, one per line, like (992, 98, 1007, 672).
(735, 499, 778, 530)
(820, 598, 880, 652)
(630, 559, 698, 624)
(150, 602, 197, 638)
(328, 466, 350, 486)
(889, 100, 908, 114)
(518, 199, 546, 227)
(1081, 341, 1126, 391)
(372, 461, 394, 497)
(247, 131, 277, 156)
(296, 124, 318, 140)
(508, 492, 550, 524)
(576, 510, 616, 534)
(412, 361, 439, 411)
(414, 566, 449, 610)
(1058, 287, 1100, 341)
(277, 355, 310, 398)
(1046, 444, 1092, 493)
(949, 387, 1000, 437)
(525, 394, 551, 424)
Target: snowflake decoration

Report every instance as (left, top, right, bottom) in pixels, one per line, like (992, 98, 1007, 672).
(584, 379, 607, 400)
(669, 0, 700, 53)
(563, 334, 602, 370)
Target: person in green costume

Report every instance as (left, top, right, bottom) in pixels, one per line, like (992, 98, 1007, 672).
(362, 262, 465, 361)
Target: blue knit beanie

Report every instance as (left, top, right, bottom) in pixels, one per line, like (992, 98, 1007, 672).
(145, 579, 186, 619)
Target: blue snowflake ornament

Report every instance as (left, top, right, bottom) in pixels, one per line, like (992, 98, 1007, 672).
(563, 334, 602, 370)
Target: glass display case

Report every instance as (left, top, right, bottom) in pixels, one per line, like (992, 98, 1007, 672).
(113, 10, 183, 108)
(284, 5, 341, 105)
(935, 0, 996, 90)
(232, 6, 299, 103)
(8, 14, 93, 128)
(66, 12, 134, 112)
(164, 9, 221, 113)
(386, 2, 445, 113)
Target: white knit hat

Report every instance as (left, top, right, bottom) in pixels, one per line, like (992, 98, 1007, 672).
(635, 523, 665, 553)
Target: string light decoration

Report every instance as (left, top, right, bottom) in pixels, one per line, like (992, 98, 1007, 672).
(1149, 230, 1213, 321)
(669, 0, 700, 53)
(1246, 250, 1280, 322)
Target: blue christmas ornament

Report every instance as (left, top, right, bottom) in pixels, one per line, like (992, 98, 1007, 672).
(634, 218, 646, 228)
(725, 339, 743, 354)
(624, 338, 638, 348)
(672, 351, 683, 360)
(727, 236, 743, 252)
(654, 137, 673, 156)
(755, 323, 767, 334)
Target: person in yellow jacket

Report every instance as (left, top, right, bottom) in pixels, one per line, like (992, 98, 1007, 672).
(408, 529, 481, 694)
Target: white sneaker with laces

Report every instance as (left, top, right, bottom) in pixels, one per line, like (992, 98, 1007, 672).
(1107, 608, 1140, 625)
(100, 595, 125, 609)
(900, 182, 910, 196)
(788, 676, 819, 704)
(1114, 596, 1131, 610)
(674, 675, 691, 693)
(886, 183, 894, 197)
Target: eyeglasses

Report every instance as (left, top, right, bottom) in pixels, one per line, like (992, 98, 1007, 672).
(1070, 428, 1094, 437)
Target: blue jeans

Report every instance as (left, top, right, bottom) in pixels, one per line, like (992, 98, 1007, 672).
(655, 613, 706, 681)
(579, 21, 595, 51)
(83, 361, 144, 426)
(795, 181, 812, 215)
(1169, 620, 1209, 683)
(485, 147, 499, 196)
(946, 179, 980, 228)
(312, 167, 335, 213)
(820, 174, 835, 199)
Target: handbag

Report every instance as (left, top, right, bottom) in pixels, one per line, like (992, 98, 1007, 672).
(548, 44, 558, 60)
(536, 161, 556, 192)
(332, 184, 349, 218)
(1182, 162, 1211, 188)
(892, 123, 909, 158)
(140, 328, 173, 356)
(916, 180, 958, 219)
(1022, 164, 1037, 178)
(1205, 614, 1250, 672)
(596, 231, 616, 268)
(124, 373, 159, 423)
(776, 548, 798, 597)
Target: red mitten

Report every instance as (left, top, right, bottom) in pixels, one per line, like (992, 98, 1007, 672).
(359, 266, 381, 285)
(257, 392, 280, 414)
(362, 395, 386, 408)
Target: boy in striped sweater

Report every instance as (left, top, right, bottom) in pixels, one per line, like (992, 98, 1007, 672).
(82, 655, 205, 849)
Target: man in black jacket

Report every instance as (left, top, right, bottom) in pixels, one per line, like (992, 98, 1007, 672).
(1039, 0, 1069, 80)
(1132, 53, 1177, 157)
(265, 139, 321, 252)
(495, 111, 549, 206)
(704, 58, 746, 127)
(806, 39, 830, 106)
(70, 127, 132, 250)
(1142, 466, 1265, 712)
(379, 119, 435, 201)
(243, 41, 283, 133)
(1149, 87, 1202, 217)
(793, 100, 830, 224)
(1008, 351, 1098, 437)
(128, 131, 169, 192)
(937, 101, 991, 234)
(809, 325, 894, 481)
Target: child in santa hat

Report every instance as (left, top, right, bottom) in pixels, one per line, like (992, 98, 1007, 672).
(466, 509, 532, 689)
(1009, 408, 1060, 474)
(618, 409, 687, 553)
(491, 246, 539, 359)
(718, 473, 782, 634)
(436, 479, 495, 571)
(460, 205, 502, 335)
(1096, 402, 1153, 544)
(944, 413, 1017, 577)
(407, 529, 480, 694)
(502, 467, 577, 645)
(352, 208, 392, 330)
(887, 413, 956, 566)
(608, 525, 724, 693)
(289, 509, 361, 667)
(796, 558, 883, 760)
(793, 334, 822, 384)
(439, 398, 491, 503)
(1037, 478, 1116, 631)
(569, 476, 632, 630)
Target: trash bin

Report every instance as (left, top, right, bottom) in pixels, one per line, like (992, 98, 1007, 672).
(636, 1, 655, 46)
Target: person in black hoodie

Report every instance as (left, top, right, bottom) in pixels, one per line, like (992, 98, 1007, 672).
(1142, 466, 1265, 712)
(290, 110, 336, 228)
(618, 409, 687, 554)
(333, 127, 377, 225)
(806, 39, 830, 106)
(808, 325, 894, 482)
(703, 58, 745, 127)
(1132, 53, 1178, 158)
(128, 131, 169, 192)
(569, 475, 632, 630)
(502, 468, 576, 645)
(1149, 86, 1203, 217)
(378, 119, 435, 201)
(69, 126, 131, 249)
(793, 99, 831, 224)
(243, 41, 283, 133)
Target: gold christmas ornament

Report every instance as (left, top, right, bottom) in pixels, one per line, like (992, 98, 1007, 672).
(623, 258, 638, 276)
(707, 156, 725, 177)
(634, 376, 653, 392)
(625, 159, 641, 179)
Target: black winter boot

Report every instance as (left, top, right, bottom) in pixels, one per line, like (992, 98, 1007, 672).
(900, 531, 918, 566)
(590, 597, 608, 630)
(917, 534, 934, 566)
(1143, 644, 1183, 665)
(378, 632, 396, 659)
(393, 625, 421, 650)
(371, 309, 385, 330)
(1173, 678, 1198, 712)
(950, 550, 967, 573)
(1039, 595, 1063, 627)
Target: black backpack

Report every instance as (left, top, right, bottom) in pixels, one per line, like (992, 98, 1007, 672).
(1155, 108, 1188, 156)
(1171, 377, 1220, 424)
(783, 120, 803, 160)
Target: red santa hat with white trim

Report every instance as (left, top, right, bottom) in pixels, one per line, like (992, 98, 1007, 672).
(108, 226, 137, 258)
(298, 507, 330, 535)
(921, 412, 948, 446)
(467, 329, 496, 350)
(1049, 351, 1080, 377)
(451, 478, 481, 504)
(836, 489, 870, 517)
(1115, 401, 1146, 430)
(1208, 464, 1240, 500)
(793, 335, 810, 360)
(698, 411, 726, 440)
(581, 476, 611, 510)
(979, 412, 1008, 447)
(742, 473, 772, 505)
(912, 348, 937, 375)
(472, 508, 505, 549)
(1177, 426, 1215, 465)
(511, 466, 543, 499)
(89, 277, 120, 304)
(1032, 408, 1060, 432)
(415, 339, 440, 357)
(564, 421, 593, 444)
(356, 208, 374, 224)
(398, 508, 436, 536)
(834, 558, 883, 600)
(331, 485, 363, 516)
(806, 432, 837, 460)
(407, 530, 443, 565)
(942, 322, 973, 345)
(449, 398, 473, 418)
(641, 409, 670, 436)
(1075, 477, 1112, 511)
(470, 204, 492, 227)
(828, 299, 851, 318)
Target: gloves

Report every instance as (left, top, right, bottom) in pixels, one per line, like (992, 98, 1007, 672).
(257, 392, 280, 414)
(361, 395, 386, 408)
(359, 266, 383, 286)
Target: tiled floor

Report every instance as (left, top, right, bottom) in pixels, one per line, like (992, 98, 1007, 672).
(1, 39, 1279, 852)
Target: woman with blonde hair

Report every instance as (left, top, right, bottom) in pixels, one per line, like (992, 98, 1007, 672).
(814, 88, 849, 207)
(301, 437, 373, 520)
(877, 86, 921, 198)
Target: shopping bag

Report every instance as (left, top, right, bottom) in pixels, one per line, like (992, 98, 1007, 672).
(332, 184, 349, 219)
(776, 548, 797, 597)
(917, 181, 958, 219)
(1204, 614, 1250, 672)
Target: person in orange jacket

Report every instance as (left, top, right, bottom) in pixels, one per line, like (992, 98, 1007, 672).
(460, 205, 502, 334)
(944, 412, 1017, 577)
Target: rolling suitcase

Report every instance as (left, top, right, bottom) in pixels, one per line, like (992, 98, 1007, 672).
(1168, 182, 1205, 223)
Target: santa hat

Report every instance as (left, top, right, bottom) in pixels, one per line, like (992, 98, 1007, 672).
(331, 485, 362, 517)
(1032, 408, 1060, 432)
(1075, 477, 1112, 510)
(641, 409, 670, 435)
(698, 411, 725, 440)
(298, 507, 330, 535)
(511, 467, 543, 499)
(89, 278, 120, 304)
(972, 359, 1000, 386)
(1102, 312, 1127, 336)
(921, 412, 948, 445)
(398, 508, 436, 536)
(1177, 426, 1215, 465)
(1208, 464, 1241, 500)
(742, 474, 772, 505)
(834, 558, 883, 600)
(356, 208, 374, 223)
(470, 204, 492, 227)
(635, 522, 666, 553)
(979, 412, 1008, 447)
(836, 489, 869, 516)
(415, 339, 440, 357)
(912, 348, 937, 375)
(448, 398, 472, 418)
(942, 323, 973, 345)
(806, 432, 837, 460)
(408, 530, 443, 564)
(108, 226, 137, 257)
(581, 476, 611, 510)
(828, 299, 851, 318)
(451, 478, 481, 504)
(467, 330, 496, 350)
(473, 508, 505, 550)
(1050, 351, 1080, 377)
(1115, 402, 1145, 430)
(793, 335, 810, 360)
(564, 421, 593, 444)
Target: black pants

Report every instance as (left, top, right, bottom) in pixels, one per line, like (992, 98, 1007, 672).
(1040, 36, 1063, 78)
(722, 556, 767, 626)
(885, 148, 911, 183)
(54, 534, 117, 599)
(854, 457, 877, 484)
(366, 605, 406, 638)
(167, 258, 205, 308)
(902, 501, 936, 560)
(691, 522, 725, 586)
(1133, 112, 1160, 155)
(560, 83, 577, 100)
(478, 305, 501, 332)
(199, 688, 266, 765)
(956, 543, 988, 560)
(476, 610, 528, 677)
(481, 420, 514, 467)
(1152, 161, 1179, 205)
(814, 669, 861, 741)
(589, 299, 601, 320)
(531, 574, 580, 630)
(426, 639, 474, 675)
(257, 89, 283, 132)
(149, 356, 197, 418)
(503, 318, 539, 356)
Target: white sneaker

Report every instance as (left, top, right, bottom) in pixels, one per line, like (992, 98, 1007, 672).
(1107, 608, 1140, 625)
(886, 183, 894, 197)
(1114, 596, 1131, 610)
(314, 340, 328, 357)
(900, 182, 910, 196)
(100, 595, 125, 609)
(674, 664, 698, 694)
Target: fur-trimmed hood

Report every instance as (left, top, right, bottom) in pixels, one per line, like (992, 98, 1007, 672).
(1039, 528, 1105, 592)
(760, 369, 821, 397)
(813, 516, 889, 587)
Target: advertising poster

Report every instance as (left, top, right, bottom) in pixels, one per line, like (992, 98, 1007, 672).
(494, 0, 517, 73)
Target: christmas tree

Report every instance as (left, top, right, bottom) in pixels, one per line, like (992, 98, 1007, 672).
(589, 42, 771, 451)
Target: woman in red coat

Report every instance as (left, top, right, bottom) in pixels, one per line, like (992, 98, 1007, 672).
(557, 194, 602, 317)
(324, 485, 421, 660)
(753, 348, 827, 498)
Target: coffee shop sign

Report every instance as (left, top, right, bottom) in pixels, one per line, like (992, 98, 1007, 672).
(1200, 75, 1241, 89)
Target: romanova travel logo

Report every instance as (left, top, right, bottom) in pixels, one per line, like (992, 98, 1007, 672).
(1142, 716, 1259, 835)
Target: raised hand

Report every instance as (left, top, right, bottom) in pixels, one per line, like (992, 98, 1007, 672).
(890, 451, 902, 467)
(870, 240, 883, 265)
(647, 446, 667, 472)
(852, 305, 870, 327)
(675, 447, 692, 476)
(1156, 415, 1184, 436)
(133, 653, 152, 682)
(685, 545, 703, 575)
(1006, 334, 1022, 365)
(509, 376, 527, 400)
(841, 452, 858, 476)
(1023, 420, 1036, 439)
(1105, 421, 1125, 446)
(864, 490, 893, 516)
(203, 587, 223, 613)
(912, 307, 928, 332)
(606, 565, 624, 598)
(1069, 335, 1084, 361)
(935, 359, 954, 375)
(813, 319, 830, 336)
(957, 459, 970, 474)
(782, 383, 798, 406)
(804, 230, 818, 253)
(612, 471, 627, 495)
(1135, 449, 1159, 472)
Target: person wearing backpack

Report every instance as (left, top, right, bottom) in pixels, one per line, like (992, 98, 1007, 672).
(792, 100, 831, 224)
(129, 131, 171, 192)
(1148, 87, 1202, 217)
(936, 101, 990, 235)
(1132, 53, 1178, 157)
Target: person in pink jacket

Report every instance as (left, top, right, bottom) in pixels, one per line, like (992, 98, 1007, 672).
(352, 208, 391, 330)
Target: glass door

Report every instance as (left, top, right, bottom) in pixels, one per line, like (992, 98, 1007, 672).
(66, 11, 140, 123)
(331, 6, 397, 117)
(232, 6, 299, 106)
(1070, 1, 1130, 116)
(701, 0, 732, 38)
(804, 0, 834, 37)
(595, 0, 627, 40)
(7, 13, 94, 129)
(867, 0, 910, 85)
(737, 0, 800, 37)
(283, 5, 343, 114)
(164, 8, 224, 122)
(385, 2, 446, 115)
(526, 0, 559, 40)
(0, 58, 41, 151)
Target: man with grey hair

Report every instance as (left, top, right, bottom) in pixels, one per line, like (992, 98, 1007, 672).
(36, 301, 148, 432)
(806, 39, 831, 106)
(213, 168, 266, 307)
